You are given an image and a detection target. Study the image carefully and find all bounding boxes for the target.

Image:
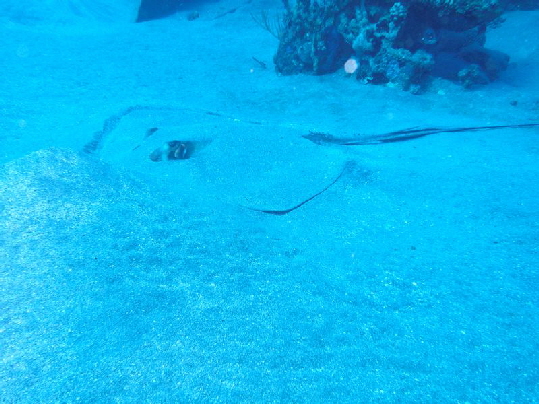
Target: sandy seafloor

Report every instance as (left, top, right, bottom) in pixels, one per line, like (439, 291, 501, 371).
(1, 0, 539, 402)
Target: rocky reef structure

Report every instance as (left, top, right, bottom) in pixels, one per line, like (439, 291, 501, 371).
(272, 0, 512, 92)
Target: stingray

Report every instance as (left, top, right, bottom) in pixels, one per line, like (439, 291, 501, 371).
(82, 105, 539, 216)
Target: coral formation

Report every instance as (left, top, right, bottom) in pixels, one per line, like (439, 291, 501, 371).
(273, 0, 511, 91)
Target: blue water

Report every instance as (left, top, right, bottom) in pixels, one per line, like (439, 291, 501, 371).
(1, 1, 539, 403)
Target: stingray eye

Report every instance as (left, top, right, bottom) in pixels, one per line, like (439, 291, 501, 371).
(172, 143, 188, 159)
(179, 144, 188, 159)
(167, 142, 191, 160)
(173, 146, 181, 159)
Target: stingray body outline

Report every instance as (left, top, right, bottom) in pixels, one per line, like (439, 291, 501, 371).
(245, 161, 354, 215)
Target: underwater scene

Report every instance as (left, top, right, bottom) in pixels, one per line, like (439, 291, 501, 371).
(1, 0, 538, 402)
